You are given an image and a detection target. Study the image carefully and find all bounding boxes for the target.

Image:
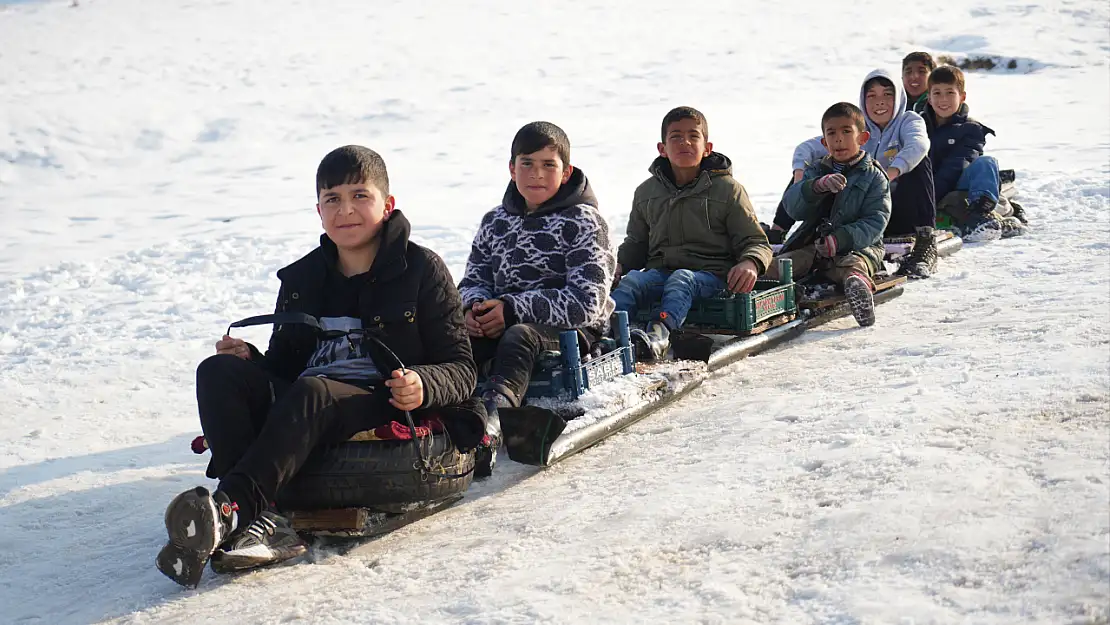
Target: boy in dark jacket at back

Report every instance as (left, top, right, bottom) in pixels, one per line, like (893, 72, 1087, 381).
(156, 146, 484, 588)
(767, 103, 891, 327)
(613, 106, 772, 361)
(459, 121, 615, 477)
(924, 65, 1017, 242)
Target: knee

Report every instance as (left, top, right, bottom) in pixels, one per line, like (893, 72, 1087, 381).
(500, 323, 532, 346)
(977, 155, 998, 168)
(665, 269, 697, 290)
(196, 353, 250, 387)
(287, 376, 328, 398)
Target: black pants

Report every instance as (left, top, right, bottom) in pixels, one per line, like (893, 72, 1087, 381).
(471, 324, 563, 407)
(771, 157, 937, 237)
(196, 354, 391, 522)
(885, 155, 936, 236)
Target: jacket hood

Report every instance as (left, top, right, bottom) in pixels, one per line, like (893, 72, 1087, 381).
(649, 151, 733, 187)
(501, 166, 598, 217)
(315, 209, 412, 281)
(860, 68, 909, 135)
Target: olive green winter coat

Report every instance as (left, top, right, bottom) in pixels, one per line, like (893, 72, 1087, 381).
(617, 153, 773, 279)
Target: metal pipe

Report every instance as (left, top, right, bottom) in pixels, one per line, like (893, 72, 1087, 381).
(706, 318, 807, 372)
(545, 377, 704, 465)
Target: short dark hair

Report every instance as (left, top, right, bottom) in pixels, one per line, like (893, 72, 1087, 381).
(316, 145, 389, 197)
(660, 106, 708, 142)
(510, 121, 571, 166)
(821, 102, 867, 133)
(902, 51, 936, 71)
(928, 65, 966, 94)
(863, 75, 896, 94)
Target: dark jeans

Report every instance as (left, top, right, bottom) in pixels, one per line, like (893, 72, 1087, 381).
(196, 354, 392, 522)
(471, 323, 598, 407)
(771, 156, 937, 237)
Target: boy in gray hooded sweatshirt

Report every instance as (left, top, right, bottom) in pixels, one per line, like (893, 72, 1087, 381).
(775, 69, 937, 279)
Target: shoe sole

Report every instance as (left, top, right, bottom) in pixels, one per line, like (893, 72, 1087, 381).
(844, 278, 876, 327)
(210, 542, 308, 574)
(963, 224, 1002, 243)
(156, 487, 221, 588)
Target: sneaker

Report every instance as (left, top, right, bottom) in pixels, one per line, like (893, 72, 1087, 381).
(630, 321, 670, 362)
(209, 510, 308, 574)
(999, 216, 1027, 239)
(474, 390, 509, 478)
(960, 197, 1003, 243)
(156, 487, 238, 588)
(843, 273, 876, 328)
(1009, 200, 1029, 225)
(896, 226, 938, 279)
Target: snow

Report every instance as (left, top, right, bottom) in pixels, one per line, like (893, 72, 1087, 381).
(1, 0, 1108, 623)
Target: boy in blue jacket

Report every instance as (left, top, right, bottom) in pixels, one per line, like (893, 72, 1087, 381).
(766, 103, 891, 328)
(923, 65, 1011, 242)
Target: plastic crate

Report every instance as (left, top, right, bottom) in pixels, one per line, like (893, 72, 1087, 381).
(635, 258, 796, 334)
(523, 311, 635, 400)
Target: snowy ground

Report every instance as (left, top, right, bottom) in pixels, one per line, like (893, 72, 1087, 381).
(1, 0, 1108, 623)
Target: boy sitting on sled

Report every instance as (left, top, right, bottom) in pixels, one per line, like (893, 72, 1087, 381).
(770, 68, 936, 279)
(923, 65, 1025, 242)
(612, 106, 773, 361)
(766, 102, 891, 327)
(458, 121, 616, 477)
(156, 146, 485, 588)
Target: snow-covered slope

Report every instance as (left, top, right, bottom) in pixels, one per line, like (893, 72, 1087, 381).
(1, 0, 1107, 623)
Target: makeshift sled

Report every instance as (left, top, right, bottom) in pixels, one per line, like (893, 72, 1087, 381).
(521, 311, 636, 400)
(883, 230, 963, 261)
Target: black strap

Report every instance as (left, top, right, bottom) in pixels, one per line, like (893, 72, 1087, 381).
(227, 312, 323, 331)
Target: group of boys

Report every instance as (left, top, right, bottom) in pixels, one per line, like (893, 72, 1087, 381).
(155, 57, 1027, 588)
(764, 51, 1027, 280)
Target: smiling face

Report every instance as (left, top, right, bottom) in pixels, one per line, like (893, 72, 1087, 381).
(864, 83, 897, 129)
(821, 116, 870, 163)
(658, 117, 712, 170)
(510, 145, 572, 210)
(902, 61, 931, 98)
(928, 82, 966, 122)
(316, 182, 395, 250)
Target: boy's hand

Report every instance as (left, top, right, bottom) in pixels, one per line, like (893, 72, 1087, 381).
(812, 173, 847, 194)
(726, 260, 759, 294)
(464, 308, 483, 337)
(474, 299, 506, 339)
(385, 369, 424, 411)
(215, 335, 251, 360)
(814, 235, 838, 258)
(885, 167, 901, 181)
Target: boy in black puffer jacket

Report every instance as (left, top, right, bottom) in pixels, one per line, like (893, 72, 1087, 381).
(459, 121, 616, 477)
(156, 146, 484, 588)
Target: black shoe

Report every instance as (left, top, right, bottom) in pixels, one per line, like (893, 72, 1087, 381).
(843, 273, 876, 328)
(896, 226, 938, 279)
(630, 321, 671, 362)
(760, 222, 785, 245)
(156, 487, 238, 588)
(209, 510, 308, 574)
(474, 391, 509, 478)
(1009, 200, 1029, 225)
(1000, 216, 1028, 239)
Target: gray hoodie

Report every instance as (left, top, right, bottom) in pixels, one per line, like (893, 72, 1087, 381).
(859, 68, 929, 175)
(790, 68, 930, 177)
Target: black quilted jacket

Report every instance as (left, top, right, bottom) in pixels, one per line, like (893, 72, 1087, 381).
(247, 210, 486, 449)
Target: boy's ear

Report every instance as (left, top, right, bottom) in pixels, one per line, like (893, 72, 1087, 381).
(561, 164, 573, 184)
(508, 160, 517, 181)
(858, 130, 871, 145)
(316, 203, 322, 218)
(383, 195, 396, 218)
(704, 141, 713, 156)
(657, 142, 667, 157)
(820, 137, 828, 149)
(960, 92, 967, 103)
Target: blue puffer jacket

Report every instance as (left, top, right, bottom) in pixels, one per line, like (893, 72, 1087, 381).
(781, 151, 891, 272)
(923, 102, 995, 201)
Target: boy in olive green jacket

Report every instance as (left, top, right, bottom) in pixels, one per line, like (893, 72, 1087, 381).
(614, 106, 773, 361)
